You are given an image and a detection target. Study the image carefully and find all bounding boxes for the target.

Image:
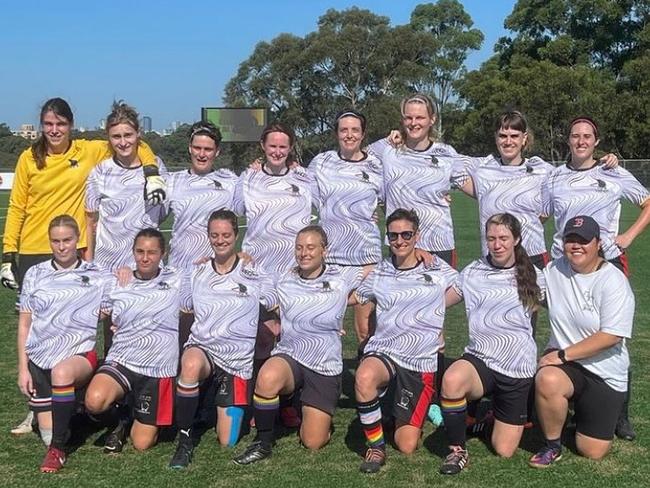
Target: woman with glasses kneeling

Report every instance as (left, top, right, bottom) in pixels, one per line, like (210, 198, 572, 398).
(351, 209, 458, 474)
(529, 215, 634, 467)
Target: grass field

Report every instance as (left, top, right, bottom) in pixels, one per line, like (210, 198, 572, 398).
(0, 191, 648, 487)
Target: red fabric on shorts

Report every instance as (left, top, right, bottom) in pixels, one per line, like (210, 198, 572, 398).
(409, 372, 435, 427)
(156, 377, 174, 426)
(83, 350, 98, 370)
(233, 376, 248, 406)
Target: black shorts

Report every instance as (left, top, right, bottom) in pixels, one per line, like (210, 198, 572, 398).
(275, 354, 341, 416)
(187, 346, 252, 407)
(28, 351, 98, 413)
(529, 252, 549, 271)
(461, 354, 532, 426)
(363, 352, 435, 428)
(550, 362, 625, 440)
(96, 362, 174, 426)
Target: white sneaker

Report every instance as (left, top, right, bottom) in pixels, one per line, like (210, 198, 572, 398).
(11, 411, 34, 435)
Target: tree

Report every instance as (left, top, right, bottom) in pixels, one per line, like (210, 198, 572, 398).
(223, 4, 484, 161)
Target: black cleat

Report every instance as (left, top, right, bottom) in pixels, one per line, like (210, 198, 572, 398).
(169, 436, 194, 469)
(232, 440, 272, 465)
(615, 417, 636, 441)
(359, 447, 386, 474)
(104, 423, 127, 454)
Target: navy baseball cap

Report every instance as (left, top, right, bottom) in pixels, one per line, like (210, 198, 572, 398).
(563, 215, 600, 241)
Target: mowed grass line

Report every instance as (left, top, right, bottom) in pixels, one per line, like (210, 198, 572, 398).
(0, 191, 649, 487)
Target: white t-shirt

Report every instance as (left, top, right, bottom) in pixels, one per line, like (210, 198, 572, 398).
(544, 257, 634, 392)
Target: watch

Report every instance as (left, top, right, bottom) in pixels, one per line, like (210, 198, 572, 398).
(558, 349, 567, 363)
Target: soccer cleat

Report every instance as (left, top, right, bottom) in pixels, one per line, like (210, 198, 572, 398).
(232, 440, 272, 465)
(11, 411, 35, 436)
(615, 417, 636, 441)
(40, 446, 66, 473)
(280, 406, 301, 428)
(467, 410, 494, 438)
(359, 447, 386, 474)
(529, 446, 562, 468)
(169, 436, 194, 469)
(440, 446, 469, 475)
(103, 422, 127, 454)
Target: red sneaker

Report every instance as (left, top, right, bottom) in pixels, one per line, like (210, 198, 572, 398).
(40, 446, 66, 473)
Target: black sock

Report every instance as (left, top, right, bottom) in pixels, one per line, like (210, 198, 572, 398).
(175, 380, 200, 438)
(51, 383, 76, 449)
(253, 393, 279, 445)
(441, 396, 467, 448)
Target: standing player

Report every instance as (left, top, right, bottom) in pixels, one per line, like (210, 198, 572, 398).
(233, 225, 369, 464)
(369, 93, 462, 267)
(530, 216, 634, 466)
(308, 110, 383, 345)
(234, 123, 313, 391)
(165, 121, 237, 348)
(85, 228, 181, 453)
(2, 98, 161, 434)
(542, 116, 650, 440)
(438, 213, 544, 475)
(17, 215, 111, 473)
(85, 101, 167, 272)
(351, 209, 458, 474)
(169, 209, 277, 469)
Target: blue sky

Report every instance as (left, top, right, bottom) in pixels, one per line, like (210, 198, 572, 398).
(1, 1, 516, 131)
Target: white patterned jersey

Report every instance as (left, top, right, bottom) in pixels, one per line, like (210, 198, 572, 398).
(165, 169, 238, 271)
(103, 267, 182, 378)
(21, 260, 111, 370)
(85, 158, 166, 271)
(355, 257, 458, 372)
(272, 265, 364, 376)
(183, 259, 277, 379)
(542, 164, 650, 260)
(233, 166, 313, 275)
(369, 138, 462, 252)
(308, 150, 383, 265)
(462, 155, 554, 256)
(544, 257, 633, 392)
(454, 258, 545, 379)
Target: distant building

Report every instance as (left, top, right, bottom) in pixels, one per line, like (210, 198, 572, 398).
(170, 121, 182, 132)
(12, 124, 38, 140)
(141, 116, 152, 133)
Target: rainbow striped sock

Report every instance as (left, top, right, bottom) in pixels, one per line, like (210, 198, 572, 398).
(358, 398, 385, 449)
(441, 396, 468, 448)
(51, 383, 75, 449)
(254, 394, 279, 410)
(52, 384, 75, 403)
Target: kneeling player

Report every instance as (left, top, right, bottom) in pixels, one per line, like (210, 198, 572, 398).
(352, 209, 458, 473)
(233, 225, 369, 464)
(169, 209, 277, 469)
(17, 215, 111, 473)
(439, 214, 544, 475)
(85, 229, 181, 452)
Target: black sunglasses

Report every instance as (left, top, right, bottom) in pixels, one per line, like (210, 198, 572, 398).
(387, 231, 415, 242)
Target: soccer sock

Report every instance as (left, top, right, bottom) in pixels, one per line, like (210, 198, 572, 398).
(441, 396, 468, 448)
(358, 397, 385, 449)
(51, 383, 76, 449)
(175, 380, 200, 437)
(466, 400, 479, 423)
(253, 393, 279, 445)
(545, 437, 562, 451)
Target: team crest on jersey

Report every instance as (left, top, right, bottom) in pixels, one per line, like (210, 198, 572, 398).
(593, 179, 608, 192)
(319, 281, 333, 293)
(233, 283, 249, 297)
(581, 290, 595, 311)
(136, 393, 152, 415)
(366, 161, 380, 172)
(526, 165, 534, 174)
(69, 159, 79, 168)
(79, 275, 91, 287)
(240, 266, 257, 278)
(421, 274, 434, 285)
(287, 184, 300, 196)
(358, 170, 371, 183)
(158, 281, 171, 290)
(213, 180, 224, 190)
(430, 155, 439, 167)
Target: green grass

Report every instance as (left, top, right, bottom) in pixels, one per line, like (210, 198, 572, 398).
(1, 192, 649, 487)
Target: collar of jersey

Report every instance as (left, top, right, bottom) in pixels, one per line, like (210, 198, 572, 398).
(133, 268, 162, 281)
(565, 159, 599, 172)
(212, 255, 239, 275)
(337, 150, 368, 163)
(50, 258, 82, 271)
(486, 255, 515, 270)
(298, 264, 326, 280)
(405, 140, 434, 153)
(112, 156, 143, 170)
(261, 164, 290, 177)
